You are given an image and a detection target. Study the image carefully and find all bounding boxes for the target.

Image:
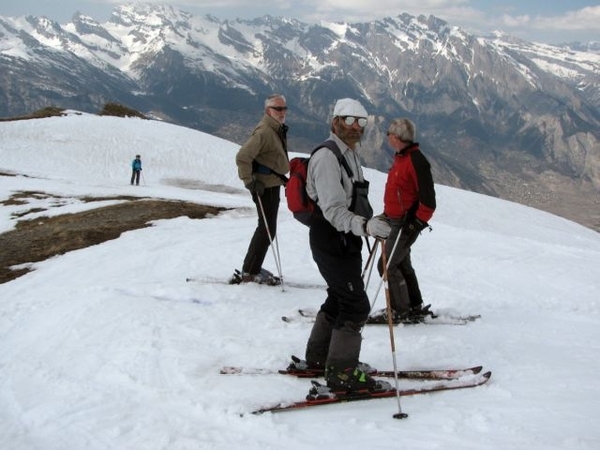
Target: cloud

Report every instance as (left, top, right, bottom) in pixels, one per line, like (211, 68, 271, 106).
(503, 6, 600, 32)
(500, 14, 531, 28)
(532, 6, 600, 31)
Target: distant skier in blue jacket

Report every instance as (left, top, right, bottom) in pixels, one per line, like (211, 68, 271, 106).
(131, 154, 142, 185)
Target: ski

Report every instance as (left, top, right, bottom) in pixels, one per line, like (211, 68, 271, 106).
(221, 361, 483, 380)
(282, 314, 477, 325)
(281, 315, 314, 324)
(251, 371, 492, 414)
(293, 308, 481, 325)
(367, 313, 481, 326)
(185, 276, 324, 290)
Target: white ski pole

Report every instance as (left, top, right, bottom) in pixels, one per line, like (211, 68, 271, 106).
(379, 238, 408, 420)
(256, 194, 284, 291)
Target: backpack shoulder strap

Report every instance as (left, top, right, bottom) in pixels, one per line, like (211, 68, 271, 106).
(252, 160, 289, 183)
(310, 140, 354, 179)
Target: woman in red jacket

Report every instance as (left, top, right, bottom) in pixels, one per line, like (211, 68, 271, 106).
(377, 118, 436, 323)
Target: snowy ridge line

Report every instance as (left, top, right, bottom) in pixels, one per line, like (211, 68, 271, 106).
(250, 371, 492, 414)
(221, 364, 484, 380)
(185, 276, 325, 290)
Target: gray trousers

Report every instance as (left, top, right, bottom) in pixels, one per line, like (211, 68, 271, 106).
(378, 218, 423, 314)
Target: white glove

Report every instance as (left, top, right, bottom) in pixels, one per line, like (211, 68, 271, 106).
(366, 215, 391, 238)
(350, 216, 368, 236)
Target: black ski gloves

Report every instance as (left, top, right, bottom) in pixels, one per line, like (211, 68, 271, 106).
(401, 217, 429, 248)
(245, 179, 265, 196)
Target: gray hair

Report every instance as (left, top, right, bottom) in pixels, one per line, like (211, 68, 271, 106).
(264, 94, 286, 109)
(388, 118, 416, 143)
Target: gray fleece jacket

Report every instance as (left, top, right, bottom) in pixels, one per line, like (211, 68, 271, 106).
(306, 133, 369, 235)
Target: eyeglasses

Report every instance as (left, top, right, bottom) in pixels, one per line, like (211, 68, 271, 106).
(341, 116, 367, 127)
(268, 106, 288, 112)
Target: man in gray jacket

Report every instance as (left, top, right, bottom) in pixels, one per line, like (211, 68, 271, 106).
(299, 98, 392, 393)
(233, 94, 290, 285)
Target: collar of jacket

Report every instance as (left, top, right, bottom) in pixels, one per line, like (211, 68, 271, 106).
(261, 114, 288, 153)
(395, 142, 419, 156)
(263, 113, 286, 131)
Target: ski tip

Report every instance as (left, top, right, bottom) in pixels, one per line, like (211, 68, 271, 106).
(482, 371, 492, 380)
(471, 365, 484, 374)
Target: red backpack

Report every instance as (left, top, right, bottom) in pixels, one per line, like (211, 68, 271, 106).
(285, 140, 352, 226)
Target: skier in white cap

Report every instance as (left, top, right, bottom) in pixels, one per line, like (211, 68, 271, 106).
(289, 98, 392, 395)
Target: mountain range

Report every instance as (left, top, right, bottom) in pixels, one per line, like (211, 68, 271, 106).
(1, 3, 599, 231)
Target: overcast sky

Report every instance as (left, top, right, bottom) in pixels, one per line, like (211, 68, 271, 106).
(0, 1, 598, 45)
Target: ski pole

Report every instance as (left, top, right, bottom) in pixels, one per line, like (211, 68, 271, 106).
(369, 225, 403, 312)
(362, 238, 378, 291)
(362, 237, 375, 278)
(256, 193, 284, 291)
(379, 238, 408, 420)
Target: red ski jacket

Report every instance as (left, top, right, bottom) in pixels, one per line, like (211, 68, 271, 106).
(383, 143, 436, 222)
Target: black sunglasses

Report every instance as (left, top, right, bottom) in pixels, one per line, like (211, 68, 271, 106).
(268, 106, 288, 111)
(341, 116, 367, 127)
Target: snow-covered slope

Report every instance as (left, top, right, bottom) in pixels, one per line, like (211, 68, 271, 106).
(0, 114, 599, 449)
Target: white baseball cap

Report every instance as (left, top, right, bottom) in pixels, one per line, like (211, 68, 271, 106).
(332, 98, 368, 118)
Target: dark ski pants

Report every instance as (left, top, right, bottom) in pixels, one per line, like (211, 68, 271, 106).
(377, 218, 423, 313)
(399, 251, 423, 307)
(309, 218, 370, 328)
(131, 170, 141, 185)
(305, 218, 370, 369)
(242, 186, 280, 275)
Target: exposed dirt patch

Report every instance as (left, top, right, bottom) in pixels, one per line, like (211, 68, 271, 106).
(0, 193, 225, 284)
